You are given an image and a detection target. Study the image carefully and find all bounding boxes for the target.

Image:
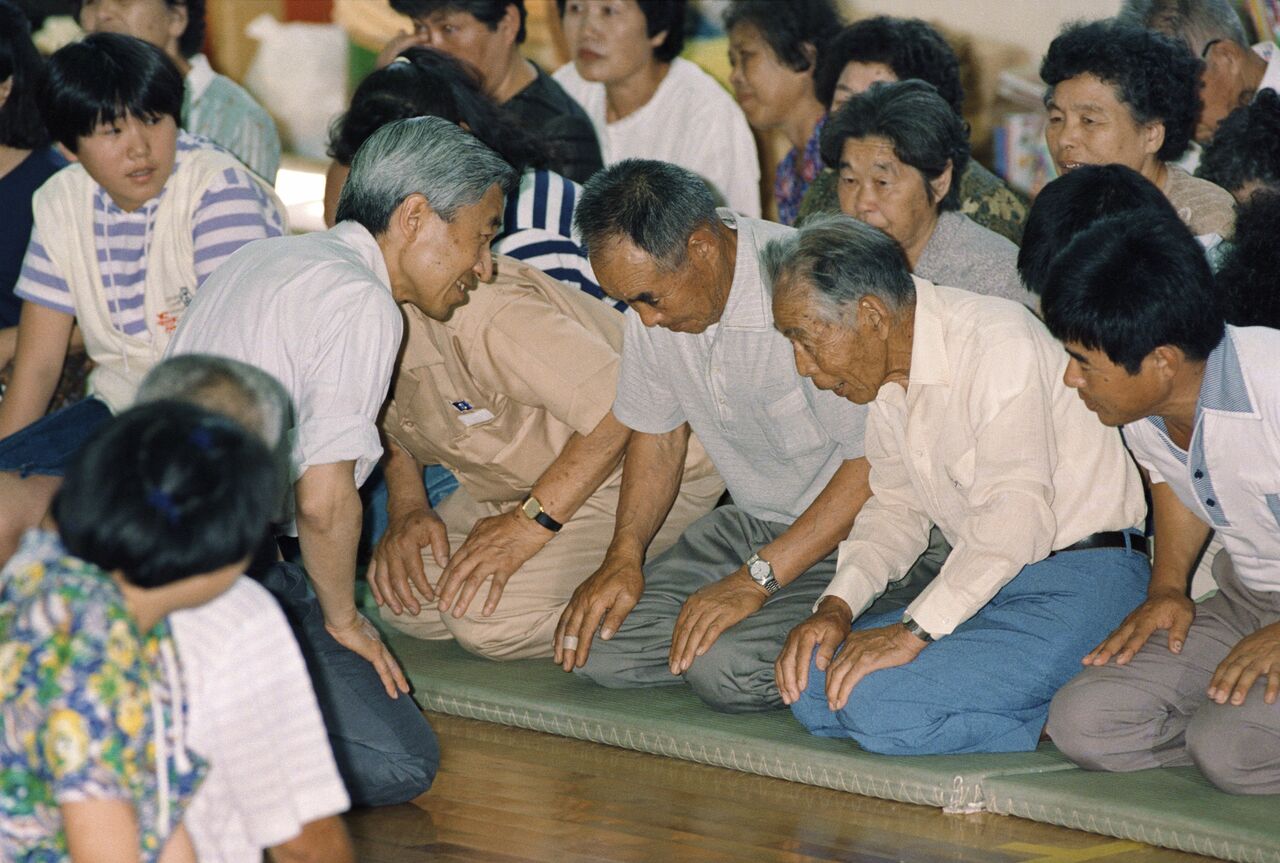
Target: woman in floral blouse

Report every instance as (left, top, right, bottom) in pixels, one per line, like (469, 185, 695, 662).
(0, 401, 279, 862)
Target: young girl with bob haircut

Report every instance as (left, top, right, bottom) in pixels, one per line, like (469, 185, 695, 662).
(0, 32, 286, 560)
(0, 400, 280, 862)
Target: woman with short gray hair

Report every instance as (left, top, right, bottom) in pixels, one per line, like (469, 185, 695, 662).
(823, 80, 1034, 308)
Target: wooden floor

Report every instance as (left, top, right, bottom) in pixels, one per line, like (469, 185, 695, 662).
(346, 713, 1216, 863)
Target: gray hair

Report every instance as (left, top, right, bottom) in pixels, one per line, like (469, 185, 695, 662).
(762, 214, 915, 322)
(1117, 0, 1248, 53)
(335, 115, 517, 234)
(575, 159, 720, 269)
(138, 355, 292, 449)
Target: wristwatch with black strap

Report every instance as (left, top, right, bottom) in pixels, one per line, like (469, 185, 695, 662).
(901, 611, 935, 643)
(519, 494, 563, 533)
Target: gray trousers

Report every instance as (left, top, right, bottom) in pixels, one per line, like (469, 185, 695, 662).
(577, 506, 948, 713)
(1047, 553, 1280, 794)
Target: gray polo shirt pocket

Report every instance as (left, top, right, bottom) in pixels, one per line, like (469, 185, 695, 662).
(755, 386, 827, 460)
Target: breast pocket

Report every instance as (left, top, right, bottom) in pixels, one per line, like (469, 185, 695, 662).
(754, 387, 828, 461)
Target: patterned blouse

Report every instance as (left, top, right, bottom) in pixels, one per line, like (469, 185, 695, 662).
(774, 115, 827, 227)
(0, 530, 205, 862)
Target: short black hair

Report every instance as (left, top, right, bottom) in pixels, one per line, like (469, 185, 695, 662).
(0, 0, 50, 149)
(820, 79, 970, 212)
(575, 158, 718, 267)
(1214, 191, 1280, 328)
(1041, 212, 1222, 373)
(1019, 163, 1181, 296)
(1040, 19, 1201, 163)
(54, 401, 279, 589)
(40, 32, 184, 153)
(814, 16, 963, 114)
(328, 46, 545, 170)
(390, 0, 527, 44)
(73, 0, 207, 58)
(722, 0, 843, 74)
(555, 0, 686, 63)
(1197, 90, 1280, 197)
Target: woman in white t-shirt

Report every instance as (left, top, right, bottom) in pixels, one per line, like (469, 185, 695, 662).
(553, 0, 761, 217)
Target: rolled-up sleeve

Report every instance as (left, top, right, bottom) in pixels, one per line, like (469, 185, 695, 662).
(293, 290, 403, 486)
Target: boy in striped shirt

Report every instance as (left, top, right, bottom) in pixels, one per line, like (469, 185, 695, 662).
(0, 32, 284, 561)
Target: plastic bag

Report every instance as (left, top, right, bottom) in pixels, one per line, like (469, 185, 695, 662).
(243, 14, 348, 160)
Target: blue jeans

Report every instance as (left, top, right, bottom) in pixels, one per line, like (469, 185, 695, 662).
(257, 562, 440, 806)
(791, 541, 1150, 755)
(0, 398, 111, 477)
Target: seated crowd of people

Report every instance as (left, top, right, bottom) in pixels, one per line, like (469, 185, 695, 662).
(1, 0, 1279, 858)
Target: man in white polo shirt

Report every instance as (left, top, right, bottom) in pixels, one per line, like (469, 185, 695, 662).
(555, 159, 944, 712)
(168, 116, 516, 805)
(1042, 207, 1280, 795)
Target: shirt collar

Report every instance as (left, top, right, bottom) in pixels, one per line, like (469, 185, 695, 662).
(1197, 327, 1255, 415)
(905, 277, 950, 388)
(1254, 42, 1280, 96)
(331, 220, 394, 296)
(185, 53, 217, 102)
(716, 209, 773, 331)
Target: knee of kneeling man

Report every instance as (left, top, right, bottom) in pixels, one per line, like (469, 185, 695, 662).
(1186, 710, 1266, 794)
(682, 643, 762, 713)
(1044, 684, 1117, 770)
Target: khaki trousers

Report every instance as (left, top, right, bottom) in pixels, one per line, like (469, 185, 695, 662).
(381, 471, 725, 660)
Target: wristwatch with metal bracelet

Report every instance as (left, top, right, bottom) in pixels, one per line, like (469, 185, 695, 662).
(745, 553, 781, 596)
(901, 611, 935, 643)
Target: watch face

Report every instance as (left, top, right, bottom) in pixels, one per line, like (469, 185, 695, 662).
(749, 558, 770, 581)
(521, 497, 541, 519)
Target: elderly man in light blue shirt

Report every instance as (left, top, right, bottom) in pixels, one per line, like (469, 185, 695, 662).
(1040, 198, 1280, 795)
(552, 159, 944, 712)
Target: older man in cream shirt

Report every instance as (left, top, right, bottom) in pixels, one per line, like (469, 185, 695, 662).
(767, 215, 1150, 755)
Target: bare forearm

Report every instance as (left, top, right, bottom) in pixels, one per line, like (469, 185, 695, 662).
(608, 424, 690, 561)
(0, 305, 73, 438)
(761, 457, 872, 586)
(295, 465, 364, 627)
(531, 411, 632, 524)
(1149, 481, 1211, 595)
(382, 437, 429, 518)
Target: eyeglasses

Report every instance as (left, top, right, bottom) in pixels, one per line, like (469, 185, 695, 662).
(1201, 39, 1221, 58)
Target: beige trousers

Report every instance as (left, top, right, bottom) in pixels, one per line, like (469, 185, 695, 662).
(380, 470, 725, 660)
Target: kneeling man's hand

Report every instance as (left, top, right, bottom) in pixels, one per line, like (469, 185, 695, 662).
(1083, 586, 1195, 667)
(1208, 621, 1280, 707)
(776, 597, 852, 706)
(668, 569, 768, 676)
(325, 611, 411, 699)
(436, 509, 554, 619)
(824, 621, 929, 712)
(554, 552, 644, 672)
(368, 506, 450, 616)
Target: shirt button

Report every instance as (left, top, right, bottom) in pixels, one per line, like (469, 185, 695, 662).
(1206, 498, 1216, 507)
(1194, 470, 1204, 479)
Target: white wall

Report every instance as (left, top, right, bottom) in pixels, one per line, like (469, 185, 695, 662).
(844, 0, 1122, 63)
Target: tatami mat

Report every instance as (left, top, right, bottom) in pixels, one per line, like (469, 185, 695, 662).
(382, 631, 1280, 862)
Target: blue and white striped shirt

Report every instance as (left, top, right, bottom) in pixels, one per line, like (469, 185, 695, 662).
(493, 169, 624, 313)
(16, 133, 284, 337)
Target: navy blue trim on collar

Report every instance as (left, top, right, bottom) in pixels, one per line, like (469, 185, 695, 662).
(1198, 332, 1252, 415)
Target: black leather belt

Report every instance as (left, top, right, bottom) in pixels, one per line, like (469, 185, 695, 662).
(1050, 530, 1149, 558)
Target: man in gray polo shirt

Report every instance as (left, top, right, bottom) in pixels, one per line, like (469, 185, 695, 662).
(552, 159, 943, 712)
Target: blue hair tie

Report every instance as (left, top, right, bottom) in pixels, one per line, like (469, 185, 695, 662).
(146, 488, 181, 525)
(189, 427, 213, 451)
